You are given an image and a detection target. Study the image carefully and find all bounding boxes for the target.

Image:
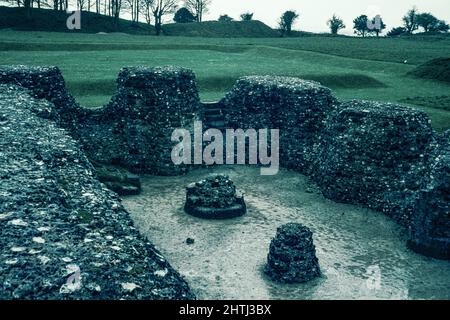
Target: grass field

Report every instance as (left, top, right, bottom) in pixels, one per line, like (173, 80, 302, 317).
(0, 30, 449, 131)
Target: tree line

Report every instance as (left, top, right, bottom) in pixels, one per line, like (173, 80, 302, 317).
(4, 1, 449, 37)
(5, 0, 210, 34)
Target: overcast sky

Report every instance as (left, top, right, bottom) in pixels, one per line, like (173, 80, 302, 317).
(203, 0, 450, 35)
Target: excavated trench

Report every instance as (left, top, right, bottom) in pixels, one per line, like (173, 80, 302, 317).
(122, 166, 450, 300)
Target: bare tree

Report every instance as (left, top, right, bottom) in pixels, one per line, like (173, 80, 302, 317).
(141, 0, 153, 24)
(184, 0, 210, 22)
(124, 0, 140, 22)
(77, 0, 87, 10)
(151, 0, 178, 35)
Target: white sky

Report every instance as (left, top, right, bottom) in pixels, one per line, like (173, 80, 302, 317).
(203, 0, 450, 35)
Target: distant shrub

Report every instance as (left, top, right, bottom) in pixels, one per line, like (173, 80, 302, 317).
(218, 15, 234, 22)
(174, 8, 196, 23)
(387, 27, 407, 37)
(240, 12, 254, 21)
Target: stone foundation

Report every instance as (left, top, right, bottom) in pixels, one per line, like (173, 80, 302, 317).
(408, 130, 450, 259)
(0, 65, 448, 260)
(265, 223, 321, 283)
(312, 100, 436, 225)
(221, 76, 336, 173)
(0, 85, 194, 299)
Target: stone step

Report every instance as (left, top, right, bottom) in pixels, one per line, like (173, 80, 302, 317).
(204, 108, 224, 116)
(204, 120, 226, 129)
(205, 114, 224, 122)
(202, 102, 220, 109)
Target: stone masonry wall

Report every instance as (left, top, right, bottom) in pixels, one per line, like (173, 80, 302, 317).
(220, 77, 448, 259)
(78, 66, 201, 175)
(312, 100, 436, 225)
(0, 85, 194, 299)
(0, 65, 448, 259)
(408, 130, 450, 259)
(221, 76, 336, 173)
(0, 65, 201, 175)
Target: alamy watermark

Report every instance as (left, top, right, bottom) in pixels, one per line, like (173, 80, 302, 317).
(66, 10, 81, 30)
(171, 121, 279, 176)
(366, 5, 382, 31)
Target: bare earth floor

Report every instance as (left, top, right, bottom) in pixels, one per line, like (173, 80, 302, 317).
(122, 166, 450, 300)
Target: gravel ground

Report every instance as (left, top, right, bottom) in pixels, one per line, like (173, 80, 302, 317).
(123, 165, 450, 300)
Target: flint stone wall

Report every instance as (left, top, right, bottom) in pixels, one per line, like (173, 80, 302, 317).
(408, 130, 450, 259)
(0, 65, 201, 175)
(312, 100, 436, 225)
(0, 85, 194, 299)
(221, 76, 336, 173)
(0, 65, 448, 259)
(0, 65, 81, 127)
(220, 77, 448, 259)
(78, 66, 200, 175)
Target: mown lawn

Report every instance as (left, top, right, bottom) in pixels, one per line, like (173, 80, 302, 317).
(0, 30, 449, 131)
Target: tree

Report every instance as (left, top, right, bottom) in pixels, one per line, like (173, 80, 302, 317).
(353, 15, 370, 37)
(279, 10, 299, 36)
(327, 14, 345, 35)
(124, 0, 141, 22)
(23, 0, 32, 17)
(430, 20, 449, 33)
(416, 13, 440, 32)
(387, 27, 407, 37)
(240, 12, 253, 21)
(184, 0, 210, 22)
(368, 16, 386, 37)
(111, 0, 123, 28)
(174, 7, 195, 23)
(403, 7, 419, 34)
(151, 0, 178, 35)
(218, 14, 233, 22)
(141, 0, 154, 24)
(77, 0, 87, 11)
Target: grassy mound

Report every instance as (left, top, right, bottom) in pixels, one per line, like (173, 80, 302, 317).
(301, 74, 386, 89)
(400, 96, 450, 112)
(408, 57, 450, 83)
(197, 74, 386, 94)
(162, 20, 279, 38)
(0, 6, 155, 34)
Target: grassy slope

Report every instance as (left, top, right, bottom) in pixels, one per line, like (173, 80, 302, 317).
(162, 20, 279, 38)
(0, 6, 155, 34)
(409, 57, 450, 83)
(0, 30, 449, 131)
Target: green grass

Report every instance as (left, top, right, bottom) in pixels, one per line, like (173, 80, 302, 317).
(408, 57, 450, 83)
(0, 6, 155, 34)
(162, 20, 279, 38)
(0, 30, 449, 131)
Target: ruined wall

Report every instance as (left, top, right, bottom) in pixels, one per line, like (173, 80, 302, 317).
(312, 100, 436, 225)
(78, 66, 200, 175)
(0, 65, 448, 260)
(408, 130, 450, 259)
(0, 85, 194, 299)
(220, 77, 448, 259)
(0, 65, 201, 175)
(221, 76, 336, 173)
(0, 66, 81, 127)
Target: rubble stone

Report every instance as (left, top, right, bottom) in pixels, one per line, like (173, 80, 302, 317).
(78, 66, 201, 175)
(0, 65, 202, 175)
(184, 175, 246, 219)
(311, 100, 436, 225)
(0, 85, 194, 300)
(265, 223, 321, 283)
(408, 130, 450, 259)
(220, 76, 336, 173)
